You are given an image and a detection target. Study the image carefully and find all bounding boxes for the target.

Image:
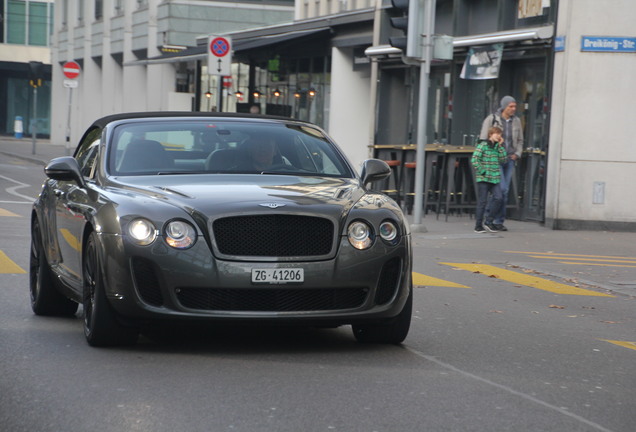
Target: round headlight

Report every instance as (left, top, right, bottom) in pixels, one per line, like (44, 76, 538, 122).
(379, 221, 398, 243)
(165, 220, 196, 249)
(128, 219, 157, 246)
(348, 221, 373, 250)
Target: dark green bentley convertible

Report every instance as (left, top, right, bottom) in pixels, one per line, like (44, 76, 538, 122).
(30, 112, 412, 346)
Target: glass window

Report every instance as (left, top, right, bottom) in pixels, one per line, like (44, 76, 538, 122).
(108, 120, 353, 178)
(7, 1, 26, 44)
(75, 127, 102, 178)
(95, 0, 103, 20)
(28, 2, 48, 46)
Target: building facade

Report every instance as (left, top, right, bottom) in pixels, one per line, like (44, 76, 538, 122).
(48, 0, 636, 231)
(50, 0, 294, 149)
(0, 0, 54, 137)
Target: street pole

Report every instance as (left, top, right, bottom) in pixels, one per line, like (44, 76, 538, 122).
(66, 87, 73, 155)
(411, 0, 435, 232)
(31, 86, 38, 155)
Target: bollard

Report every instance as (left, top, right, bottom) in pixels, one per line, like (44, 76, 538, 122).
(14, 116, 23, 139)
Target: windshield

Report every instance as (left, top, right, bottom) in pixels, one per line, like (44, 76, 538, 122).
(107, 120, 354, 178)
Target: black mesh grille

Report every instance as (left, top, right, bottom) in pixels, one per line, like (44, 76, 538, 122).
(213, 215, 334, 257)
(131, 257, 164, 306)
(374, 257, 402, 305)
(176, 287, 368, 312)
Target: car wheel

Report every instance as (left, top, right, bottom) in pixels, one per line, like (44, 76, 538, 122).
(83, 231, 138, 347)
(352, 286, 412, 344)
(29, 219, 78, 316)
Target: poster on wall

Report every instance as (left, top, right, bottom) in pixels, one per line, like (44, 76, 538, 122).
(518, 0, 549, 18)
(460, 44, 503, 80)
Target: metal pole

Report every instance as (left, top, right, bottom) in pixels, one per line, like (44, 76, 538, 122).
(411, 0, 435, 232)
(65, 87, 73, 155)
(31, 86, 38, 155)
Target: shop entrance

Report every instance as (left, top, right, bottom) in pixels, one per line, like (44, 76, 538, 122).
(511, 60, 549, 222)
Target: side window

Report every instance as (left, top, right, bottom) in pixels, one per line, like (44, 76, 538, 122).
(75, 127, 102, 179)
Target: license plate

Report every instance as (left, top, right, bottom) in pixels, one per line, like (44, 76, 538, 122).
(251, 268, 304, 284)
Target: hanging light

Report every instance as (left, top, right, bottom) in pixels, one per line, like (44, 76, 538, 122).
(273, 88, 281, 97)
(205, 91, 212, 99)
(235, 90, 244, 100)
(293, 90, 301, 99)
(308, 88, 317, 97)
(252, 90, 261, 99)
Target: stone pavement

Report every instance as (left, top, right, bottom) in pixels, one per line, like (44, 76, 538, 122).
(1, 135, 635, 297)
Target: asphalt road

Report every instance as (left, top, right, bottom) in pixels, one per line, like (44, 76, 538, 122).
(1, 155, 634, 432)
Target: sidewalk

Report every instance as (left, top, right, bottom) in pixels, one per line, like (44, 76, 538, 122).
(0, 135, 68, 166)
(2, 135, 635, 297)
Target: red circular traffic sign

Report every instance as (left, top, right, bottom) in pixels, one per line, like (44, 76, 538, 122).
(210, 37, 230, 57)
(63, 61, 81, 79)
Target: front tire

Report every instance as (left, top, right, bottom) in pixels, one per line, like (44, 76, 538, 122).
(29, 218, 78, 316)
(83, 231, 138, 347)
(352, 286, 412, 344)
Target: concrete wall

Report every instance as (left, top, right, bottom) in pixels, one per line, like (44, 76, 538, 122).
(546, 0, 636, 230)
(328, 47, 372, 174)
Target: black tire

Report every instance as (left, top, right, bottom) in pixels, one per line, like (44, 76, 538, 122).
(83, 232, 138, 347)
(29, 218, 78, 316)
(352, 287, 413, 344)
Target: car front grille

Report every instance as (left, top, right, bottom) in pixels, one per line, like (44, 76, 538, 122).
(212, 214, 334, 257)
(176, 287, 368, 312)
(374, 257, 402, 305)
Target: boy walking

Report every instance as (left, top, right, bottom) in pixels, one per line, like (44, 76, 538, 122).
(471, 126, 507, 233)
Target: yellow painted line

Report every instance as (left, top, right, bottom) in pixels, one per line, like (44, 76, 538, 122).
(602, 340, 636, 351)
(412, 272, 470, 288)
(441, 263, 614, 297)
(59, 228, 81, 252)
(0, 208, 20, 217)
(560, 261, 636, 268)
(506, 251, 636, 260)
(528, 255, 636, 264)
(0, 251, 26, 274)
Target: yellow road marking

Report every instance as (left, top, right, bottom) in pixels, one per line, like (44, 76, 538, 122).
(60, 228, 81, 251)
(0, 251, 26, 274)
(0, 208, 20, 217)
(441, 263, 614, 297)
(412, 272, 470, 288)
(560, 261, 636, 268)
(528, 255, 636, 264)
(602, 340, 636, 351)
(506, 251, 636, 260)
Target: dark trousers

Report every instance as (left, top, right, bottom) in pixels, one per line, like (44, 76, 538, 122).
(475, 181, 503, 227)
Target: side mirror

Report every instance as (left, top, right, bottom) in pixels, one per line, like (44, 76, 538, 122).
(360, 159, 391, 187)
(44, 156, 85, 187)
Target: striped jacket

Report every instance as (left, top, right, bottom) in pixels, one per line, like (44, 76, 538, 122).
(471, 140, 507, 183)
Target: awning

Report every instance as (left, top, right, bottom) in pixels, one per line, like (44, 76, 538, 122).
(365, 25, 554, 58)
(125, 27, 330, 66)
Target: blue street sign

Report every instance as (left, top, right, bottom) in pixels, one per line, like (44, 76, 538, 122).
(581, 36, 636, 53)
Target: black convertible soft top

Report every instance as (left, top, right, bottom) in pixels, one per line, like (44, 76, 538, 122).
(90, 111, 294, 129)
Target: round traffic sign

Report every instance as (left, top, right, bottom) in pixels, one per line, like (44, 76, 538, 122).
(210, 37, 230, 57)
(63, 61, 81, 79)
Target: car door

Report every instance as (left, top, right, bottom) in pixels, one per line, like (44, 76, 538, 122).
(52, 128, 101, 291)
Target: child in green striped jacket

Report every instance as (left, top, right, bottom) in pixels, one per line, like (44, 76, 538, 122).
(471, 126, 507, 233)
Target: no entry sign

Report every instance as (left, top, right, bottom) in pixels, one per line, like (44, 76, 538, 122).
(63, 61, 81, 79)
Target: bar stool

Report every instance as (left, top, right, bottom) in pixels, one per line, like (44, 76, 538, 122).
(380, 159, 402, 205)
(401, 156, 441, 215)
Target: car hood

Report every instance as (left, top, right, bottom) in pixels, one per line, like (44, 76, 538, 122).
(110, 174, 365, 222)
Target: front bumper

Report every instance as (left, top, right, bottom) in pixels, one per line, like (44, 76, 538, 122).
(100, 233, 412, 325)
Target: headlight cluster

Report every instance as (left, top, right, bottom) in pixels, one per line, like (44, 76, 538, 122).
(347, 219, 400, 250)
(128, 218, 196, 249)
